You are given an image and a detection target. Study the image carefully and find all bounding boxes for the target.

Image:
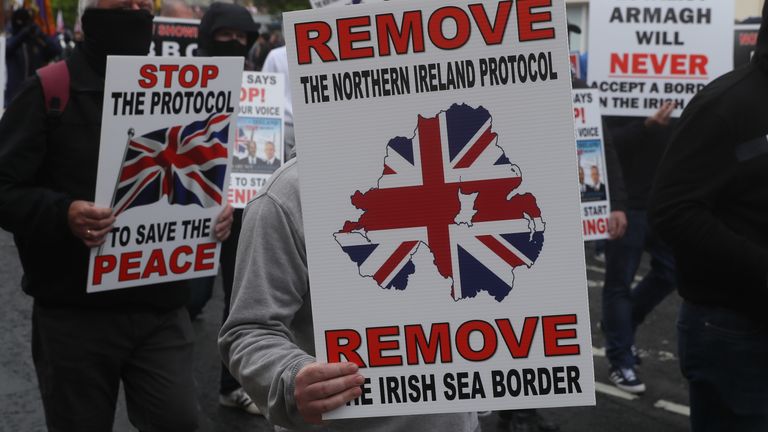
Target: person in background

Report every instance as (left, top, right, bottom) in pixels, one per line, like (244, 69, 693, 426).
(650, 3, 768, 430)
(195, 1, 263, 416)
(0, 0, 234, 429)
(160, 0, 195, 19)
(601, 102, 678, 394)
(5, 8, 61, 105)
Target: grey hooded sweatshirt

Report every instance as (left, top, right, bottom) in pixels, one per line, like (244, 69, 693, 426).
(219, 160, 479, 432)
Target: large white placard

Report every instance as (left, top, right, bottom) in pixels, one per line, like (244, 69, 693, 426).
(573, 89, 610, 242)
(87, 56, 243, 293)
(228, 72, 285, 208)
(285, 0, 594, 419)
(588, 0, 734, 117)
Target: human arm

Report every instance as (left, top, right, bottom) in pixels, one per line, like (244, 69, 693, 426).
(649, 102, 768, 281)
(0, 79, 73, 240)
(602, 122, 627, 239)
(213, 203, 234, 241)
(219, 189, 362, 428)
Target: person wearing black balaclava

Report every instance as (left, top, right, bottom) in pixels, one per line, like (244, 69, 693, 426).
(5, 8, 61, 106)
(0, 0, 235, 430)
(192, 2, 263, 416)
(650, 1, 768, 430)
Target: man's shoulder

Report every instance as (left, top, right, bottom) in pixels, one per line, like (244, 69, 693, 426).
(252, 159, 300, 211)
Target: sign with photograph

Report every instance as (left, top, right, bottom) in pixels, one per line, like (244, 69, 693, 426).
(229, 71, 285, 208)
(573, 89, 610, 242)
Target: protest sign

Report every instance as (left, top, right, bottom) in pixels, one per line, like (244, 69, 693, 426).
(87, 56, 243, 293)
(151, 17, 199, 57)
(285, 0, 594, 418)
(588, 0, 734, 117)
(570, 51, 582, 81)
(734, 24, 759, 68)
(229, 72, 285, 208)
(573, 89, 610, 242)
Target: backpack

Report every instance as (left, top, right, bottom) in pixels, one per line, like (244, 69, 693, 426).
(36, 60, 70, 116)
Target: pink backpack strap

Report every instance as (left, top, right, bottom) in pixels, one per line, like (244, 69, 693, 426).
(36, 61, 70, 115)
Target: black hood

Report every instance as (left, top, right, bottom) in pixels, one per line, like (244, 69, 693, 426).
(197, 2, 260, 56)
(755, 2, 768, 71)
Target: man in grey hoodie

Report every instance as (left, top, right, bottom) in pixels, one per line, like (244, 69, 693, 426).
(219, 159, 479, 431)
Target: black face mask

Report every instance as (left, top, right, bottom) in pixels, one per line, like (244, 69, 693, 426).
(81, 8, 154, 74)
(210, 39, 249, 58)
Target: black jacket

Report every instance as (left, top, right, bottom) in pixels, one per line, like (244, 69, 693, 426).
(649, 4, 768, 316)
(0, 49, 188, 309)
(606, 117, 675, 210)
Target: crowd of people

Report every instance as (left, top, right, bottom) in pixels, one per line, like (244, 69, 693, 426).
(0, 0, 766, 431)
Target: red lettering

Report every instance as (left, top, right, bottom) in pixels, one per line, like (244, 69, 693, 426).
(428, 7, 471, 50)
(142, 249, 168, 279)
(455, 320, 497, 361)
(338, 16, 374, 60)
(469, 1, 512, 45)
(194, 242, 216, 271)
(632, 53, 648, 74)
(517, 0, 555, 42)
(543, 315, 580, 356)
(118, 251, 142, 282)
(92, 254, 117, 285)
(652, 53, 670, 74)
(495, 317, 538, 358)
(690, 54, 708, 76)
(610, 53, 629, 74)
(376, 11, 425, 56)
(295, 21, 337, 64)
(158, 64, 180, 87)
(201, 65, 218, 87)
(178, 65, 199, 88)
(367, 326, 403, 367)
(326, 329, 367, 366)
(170, 245, 193, 274)
(404, 323, 452, 365)
(138, 64, 157, 88)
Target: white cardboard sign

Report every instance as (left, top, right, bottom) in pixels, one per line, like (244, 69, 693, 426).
(285, 0, 595, 419)
(228, 72, 285, 208)
(573, 89, 611, 242)
(87, 56, 243, 292)
(588, 0, 734, 117)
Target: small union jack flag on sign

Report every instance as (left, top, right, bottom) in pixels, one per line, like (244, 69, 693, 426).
(112, 113, 230, 217)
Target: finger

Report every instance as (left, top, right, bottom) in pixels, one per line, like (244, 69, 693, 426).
(81, 205, 113, 219)
(302, 374, 365, 401)
(90, 224, 114, 239)
(304, 386, 363, 418)
(215, 229, 230, 242)
(298, 363, 359, 387)
(85, 215, 116, 230)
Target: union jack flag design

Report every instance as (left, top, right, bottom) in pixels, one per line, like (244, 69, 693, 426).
(112, 113, 230, 217)
(334, 104, 545, 302)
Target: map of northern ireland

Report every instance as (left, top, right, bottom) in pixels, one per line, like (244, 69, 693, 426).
(333, 104, 545, 302)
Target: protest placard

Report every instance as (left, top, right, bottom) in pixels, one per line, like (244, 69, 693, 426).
(229, 72, 285, 208)
(151, 17, 199, 57)
(734, 24, 759, 68)
(573, 89, 610, 242)
(87, 56, 243, 293)
(588, 0, 734, 117)
(285, 0, 594, 418)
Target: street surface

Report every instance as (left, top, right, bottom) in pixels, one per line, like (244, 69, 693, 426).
(0, 230, 689, 431)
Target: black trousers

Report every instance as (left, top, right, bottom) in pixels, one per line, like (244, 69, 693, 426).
(32, 303, 198, 432)
(218, 208, 243, 395)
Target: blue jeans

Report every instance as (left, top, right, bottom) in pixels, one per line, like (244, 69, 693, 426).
(602, 209, 676, 368)
(678, 302, 768, 431)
